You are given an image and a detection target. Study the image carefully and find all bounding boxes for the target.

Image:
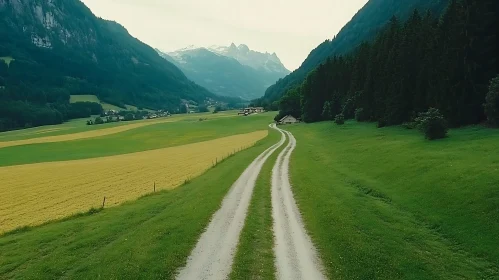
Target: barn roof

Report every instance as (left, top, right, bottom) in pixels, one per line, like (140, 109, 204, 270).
(279, 115, 296, 122)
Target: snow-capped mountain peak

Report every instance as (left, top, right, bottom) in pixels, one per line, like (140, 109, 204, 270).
(207, 43, 289, 74)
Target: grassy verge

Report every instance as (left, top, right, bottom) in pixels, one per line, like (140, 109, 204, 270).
(229, 132, 284, 280)
(0, 129, 280, 279)
(286, 121, 499, 279)
(0, 114, 273, 166)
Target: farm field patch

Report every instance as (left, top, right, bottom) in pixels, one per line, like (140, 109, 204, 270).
(0, 118, 174, 149)
(0, 113, 274, 167)
(0, 110, 239, 143)
(0, 130, 267, 233)
(69, 95, 142, 111)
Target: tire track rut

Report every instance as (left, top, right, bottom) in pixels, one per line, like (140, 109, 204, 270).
(176, 124, 286, 280)
(271, 128, 326, 280)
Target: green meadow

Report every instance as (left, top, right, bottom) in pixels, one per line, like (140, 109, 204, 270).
(285, 121, 499, 279)
(0, 111, 237, 143)
(0, 113, 273, 167)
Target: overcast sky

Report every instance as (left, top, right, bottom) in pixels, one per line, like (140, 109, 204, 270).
(81, 0, 368, 70)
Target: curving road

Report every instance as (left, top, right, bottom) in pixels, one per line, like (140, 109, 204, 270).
(176, 125, 326, 280)
(176, 124, 286, 280)
(271, 129, 326, 280)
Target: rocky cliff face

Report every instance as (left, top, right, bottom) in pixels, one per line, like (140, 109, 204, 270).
(1, 0, 100, 50)
(0, 0, 223, 111)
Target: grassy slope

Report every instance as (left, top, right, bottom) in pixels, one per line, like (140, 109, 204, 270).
(70, 94, 124, 111)
(0, 56, 14, 67)
(286, 121, 499, 279)
(70, 95, 151, 112)
(229, 134, 285, 280)
(0, 129, 280, 279)
(0, 114, 273, 167)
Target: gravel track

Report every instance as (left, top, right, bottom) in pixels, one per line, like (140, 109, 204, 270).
(176, 124, 286, 280)
(271, 128, 327, 280)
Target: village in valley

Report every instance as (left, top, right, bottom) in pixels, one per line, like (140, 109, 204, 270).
(87, 109, 171, 126)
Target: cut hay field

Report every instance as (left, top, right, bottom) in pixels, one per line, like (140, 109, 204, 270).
(285, 121, 499, 279)
(0, 130, 267, 233)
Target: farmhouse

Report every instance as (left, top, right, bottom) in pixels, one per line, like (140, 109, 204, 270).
(278, 115, 300, 125)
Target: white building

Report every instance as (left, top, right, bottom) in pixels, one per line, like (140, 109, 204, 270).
(278, 115, 300, 125)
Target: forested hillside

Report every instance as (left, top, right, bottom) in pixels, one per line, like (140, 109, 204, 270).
(0, 0, 229, 132)
(277, 0, 498, 129)
(256, 0, 449, 106)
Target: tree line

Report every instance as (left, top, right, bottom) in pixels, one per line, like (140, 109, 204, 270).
(275, 0, 498, 132)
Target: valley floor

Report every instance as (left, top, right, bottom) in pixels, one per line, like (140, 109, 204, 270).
(0, 117, 497, 279)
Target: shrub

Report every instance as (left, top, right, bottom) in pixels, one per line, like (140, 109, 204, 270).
(335, 113, 345, 125)
(355, 108, 369, 122)
(124, 113, 134, 121)
(415, 108, 448, 140)
(94, 117, 104, 125)
(484, 75, 499, 126)
(402, 122, 416, 129)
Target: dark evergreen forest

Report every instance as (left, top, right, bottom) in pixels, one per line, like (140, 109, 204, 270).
(275, 0, 498, 129)
(256, 0, 450, 106)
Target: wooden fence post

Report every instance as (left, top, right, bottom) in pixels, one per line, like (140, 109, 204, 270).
(154, 182, 156, 192)
(102, 196, 106, 208)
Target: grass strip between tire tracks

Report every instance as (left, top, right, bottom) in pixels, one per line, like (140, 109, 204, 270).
(230, 131, 286, 280)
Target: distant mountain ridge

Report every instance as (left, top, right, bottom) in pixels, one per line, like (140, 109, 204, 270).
(159, 44, 290, 100)
(208, 43, 289, 76)
(259, 0, 449, 103)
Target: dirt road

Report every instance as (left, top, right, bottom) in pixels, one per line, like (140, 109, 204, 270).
(176, 124, 286, 280)
(271, 129, 326, 280)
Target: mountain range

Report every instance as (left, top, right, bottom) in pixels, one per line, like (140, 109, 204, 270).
(259, 0, 449, 104)
(158, 44, 290, 100)
(0, 0, 242, 131)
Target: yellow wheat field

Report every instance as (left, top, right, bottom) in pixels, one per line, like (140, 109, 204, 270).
(0, 130, 267, 233)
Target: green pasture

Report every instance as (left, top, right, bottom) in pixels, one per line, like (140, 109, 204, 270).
(286, 121, 499, 279)
(0, 110, 242, 143)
